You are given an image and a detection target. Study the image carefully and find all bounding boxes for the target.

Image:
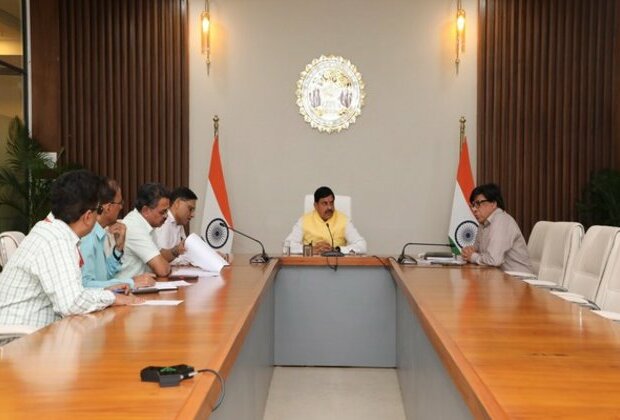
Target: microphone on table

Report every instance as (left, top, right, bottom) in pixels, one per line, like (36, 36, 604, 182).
(321, 222, 344, 257)
(219, 221, 270, 264)
(397, 242, 452, 264)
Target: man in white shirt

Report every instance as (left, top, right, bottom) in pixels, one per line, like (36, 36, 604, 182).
(116, 183, 183, 279)
(284, 186, 367, 255)
(153, 187, 197, 265)
(0, 170, 141, 334)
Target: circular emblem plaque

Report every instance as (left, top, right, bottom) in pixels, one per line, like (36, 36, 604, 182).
(296, 55, 365, 133)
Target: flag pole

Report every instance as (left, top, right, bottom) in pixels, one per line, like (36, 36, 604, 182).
(213, 115, 219, 138)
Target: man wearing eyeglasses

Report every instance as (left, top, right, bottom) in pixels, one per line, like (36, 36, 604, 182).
(461, 183, 533, 274)
(80, 178, 156, 289)
(0, 170, 143, 337)
(116, 183, 181, 279)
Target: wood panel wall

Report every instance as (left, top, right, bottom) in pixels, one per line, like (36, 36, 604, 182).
(477, 0, 619, 237)
(32, 0, 188, 212)
(30, 0, 61, 148)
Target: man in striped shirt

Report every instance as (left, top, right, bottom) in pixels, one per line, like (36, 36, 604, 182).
(0, 170, 142, 338)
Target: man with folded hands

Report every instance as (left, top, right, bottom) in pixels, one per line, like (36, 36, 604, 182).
(461, 183, 533, 274)
(80, 177, 156, 289)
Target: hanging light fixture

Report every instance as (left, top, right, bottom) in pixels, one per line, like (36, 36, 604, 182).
(455, 0, 466, 74)
(201, 0, 211, 74)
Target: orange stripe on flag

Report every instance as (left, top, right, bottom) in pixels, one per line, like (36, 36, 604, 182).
(457, 137, 475, 203)
(208, 136, 234, 226)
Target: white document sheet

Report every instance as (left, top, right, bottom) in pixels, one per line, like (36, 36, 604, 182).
(550, 291, 589, 305)
(133, 300, 184, 306)
(164, 280, 192, 287)
(592, 310, 620, 321)
(505, 270, 537, 279)
(172, 266, 220, 277)
(153, 282, 178, 290)
(183, 233, 229, 272)
(522, 279, 558, 287)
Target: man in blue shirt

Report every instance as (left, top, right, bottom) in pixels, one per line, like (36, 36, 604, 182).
(80, 178, 156, 289)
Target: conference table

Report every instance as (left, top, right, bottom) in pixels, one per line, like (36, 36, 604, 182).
(2, 255, 620, 418)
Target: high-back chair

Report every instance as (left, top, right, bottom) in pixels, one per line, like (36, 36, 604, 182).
(537, 222, 584, 287)
(0, 325, 39, 345)
(594, 238, 620, 312)
(561, 225, 620, 301)
(0, 231, 26, 267)
(527, 221, 554, 275)
(304, 194, 352, 219)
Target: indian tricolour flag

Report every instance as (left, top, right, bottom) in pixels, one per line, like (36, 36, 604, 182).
(201, 134, 234, 253)
(448, 137, 478, 255)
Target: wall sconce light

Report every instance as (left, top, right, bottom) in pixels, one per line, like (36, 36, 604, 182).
(201, 0, 211, 74)
(455, 0, 466, 74)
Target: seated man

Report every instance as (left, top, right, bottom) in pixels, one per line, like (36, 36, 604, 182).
(461, 183, 533, 273)
(80, 178, 156, 289)
(285, 186, 367, 255)
(117, 183, 182, 279)
(153, 187, 197, 265)
(0, 170, 141, 332)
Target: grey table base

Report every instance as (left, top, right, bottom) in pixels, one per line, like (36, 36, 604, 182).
(274, 266, 396, 367)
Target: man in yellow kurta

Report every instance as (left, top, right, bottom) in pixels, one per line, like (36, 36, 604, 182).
(284, 186, 367, 255)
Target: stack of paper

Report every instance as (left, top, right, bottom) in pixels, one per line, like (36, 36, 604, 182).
(424, 252, 456, 262)
(184, 233, 229, 272)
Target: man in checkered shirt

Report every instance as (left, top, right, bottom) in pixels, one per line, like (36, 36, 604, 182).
(0, 170, 142, 343)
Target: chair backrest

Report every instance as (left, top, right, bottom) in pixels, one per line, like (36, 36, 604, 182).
(527, 221, 554, 275)
(0, 231, 26, 267)
(563, 225, 620, 301)
(304, 194, 352, 219)
(595, 238, 620, 312)
(0, 324, 39, 345)
(537, 222, 584, 287)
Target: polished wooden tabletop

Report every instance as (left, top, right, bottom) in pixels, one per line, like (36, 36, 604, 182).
(278, 254, 390, 266)
(390, 261, 620, 419)
(0, 257, 278, 419)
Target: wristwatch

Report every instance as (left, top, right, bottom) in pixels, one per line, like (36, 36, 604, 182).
(112, 246, 124, 262)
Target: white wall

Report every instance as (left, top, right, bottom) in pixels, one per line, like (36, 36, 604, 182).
(188, 0, 477, 254)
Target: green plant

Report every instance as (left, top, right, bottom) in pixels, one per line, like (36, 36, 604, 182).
(577, 169, 620, 228)
(0, 117, 77, 232)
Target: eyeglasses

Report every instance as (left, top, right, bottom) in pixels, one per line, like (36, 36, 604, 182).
(109, 199, 124, 206)
(470, 199, 490, 209)
(89, 204, 104, 215)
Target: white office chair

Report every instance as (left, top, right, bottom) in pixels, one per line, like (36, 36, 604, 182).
(536, 222, 584, 288)
(594, 238, 620, 312)
(0, 231, 26, 267)
(0, 325, 38, 346)
(527, 221, 554, 275)
(304, 194, 352, 219)
(552, 225, 620, 304)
